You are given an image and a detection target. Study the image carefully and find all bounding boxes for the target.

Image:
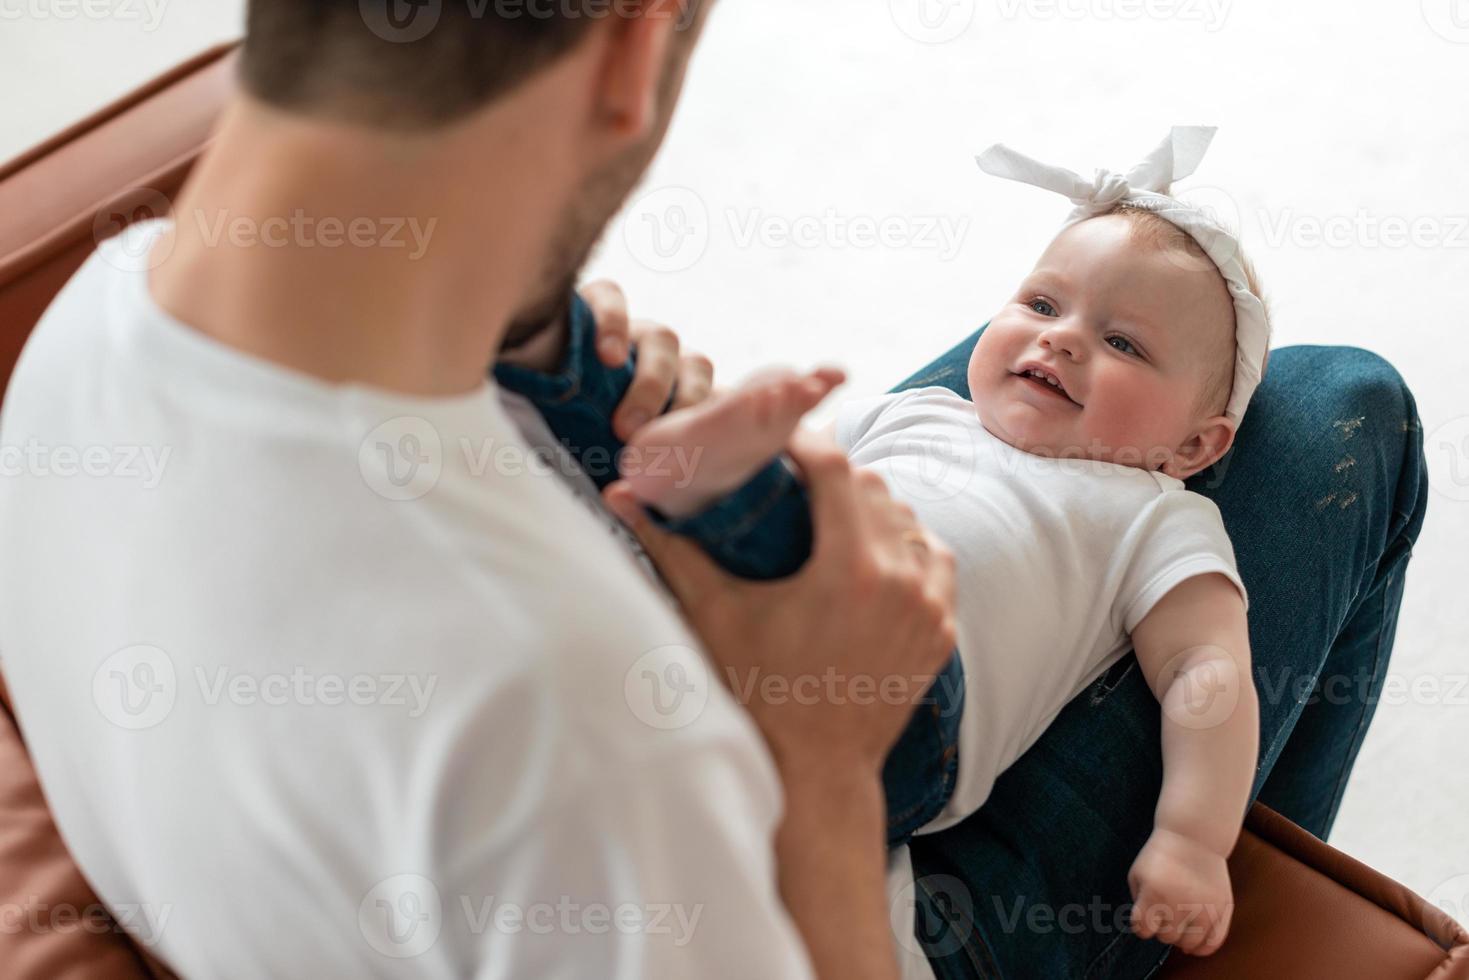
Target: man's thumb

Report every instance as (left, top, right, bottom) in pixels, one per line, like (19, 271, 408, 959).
(603, 482, 729, 608)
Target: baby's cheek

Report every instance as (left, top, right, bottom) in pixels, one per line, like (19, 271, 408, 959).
(966, 335, 1001, 398)
(1090, 381, 1178, 456)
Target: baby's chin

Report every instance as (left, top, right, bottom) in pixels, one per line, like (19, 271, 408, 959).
(973, 399, 1162, 470)
(971, 399, 1071, 458)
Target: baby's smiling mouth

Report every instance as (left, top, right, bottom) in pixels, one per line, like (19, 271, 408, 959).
(1012, 366, 1083, 407)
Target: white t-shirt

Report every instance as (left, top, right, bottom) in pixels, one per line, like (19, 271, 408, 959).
(0, 223, 815, 979)
(836, 388, 1248, 830)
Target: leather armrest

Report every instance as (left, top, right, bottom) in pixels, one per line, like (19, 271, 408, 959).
(1158, 803, 1469, 979)
(0, 679, 175, 979)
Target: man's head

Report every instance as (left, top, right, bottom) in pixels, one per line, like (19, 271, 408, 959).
(967, 207, 1269, 479)
(239, 0, 710, 333)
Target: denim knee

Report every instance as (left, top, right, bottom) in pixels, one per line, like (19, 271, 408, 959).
(1315, 345, 1428, 549)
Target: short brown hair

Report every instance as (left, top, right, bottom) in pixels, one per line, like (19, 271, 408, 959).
(241, 0, 697, 130)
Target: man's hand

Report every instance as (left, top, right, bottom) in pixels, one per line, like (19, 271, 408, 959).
(578, 280, 715, 438)
(1128, 827, 1235, 955)
(499, 279, 715, 438)
(604, 427, 957, 773)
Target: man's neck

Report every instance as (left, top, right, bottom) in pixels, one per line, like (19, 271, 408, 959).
(148, 94, 574, 398)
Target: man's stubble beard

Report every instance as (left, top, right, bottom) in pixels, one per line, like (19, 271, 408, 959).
(502, 140, 655, 349)
(503, 13, 704, 349)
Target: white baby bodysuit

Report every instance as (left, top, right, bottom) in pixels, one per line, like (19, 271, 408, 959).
(836, 387, 1248, 831)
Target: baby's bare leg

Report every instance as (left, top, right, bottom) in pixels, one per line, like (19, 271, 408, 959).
(620, 367, 844, 518)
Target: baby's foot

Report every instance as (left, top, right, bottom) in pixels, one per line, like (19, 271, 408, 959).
(619, 367, 845, 518)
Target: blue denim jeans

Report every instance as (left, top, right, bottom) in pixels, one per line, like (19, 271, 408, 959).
(493, 294, 964, 847)
(897, 334, 1428, 979)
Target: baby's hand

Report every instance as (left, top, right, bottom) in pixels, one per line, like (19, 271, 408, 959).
(1127, 827, 1234, 956)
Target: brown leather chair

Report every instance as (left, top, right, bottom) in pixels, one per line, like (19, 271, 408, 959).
(1, 44, 1466, 980)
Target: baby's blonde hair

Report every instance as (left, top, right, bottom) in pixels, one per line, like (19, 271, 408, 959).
(1105, 202, 1269, 420)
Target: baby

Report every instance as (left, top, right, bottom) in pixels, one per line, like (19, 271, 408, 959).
(497, 126, 1266, 958)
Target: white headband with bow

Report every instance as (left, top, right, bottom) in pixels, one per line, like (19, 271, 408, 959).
(976, 126, 1269, 427)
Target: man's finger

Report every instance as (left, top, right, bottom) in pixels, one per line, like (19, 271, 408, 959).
(785, 429, 861, 563)
(604, 482, 731, 611)
(615, 322, 679, 439)
(579, 279, 631, 365)
(670, 353, 715, 410)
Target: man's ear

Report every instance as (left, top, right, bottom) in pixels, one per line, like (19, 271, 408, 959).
(1161, 416, 1236, 480)
(593, 1, 686, 142)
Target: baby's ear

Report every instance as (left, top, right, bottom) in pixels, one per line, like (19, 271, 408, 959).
(1162, 416, 1236, 480)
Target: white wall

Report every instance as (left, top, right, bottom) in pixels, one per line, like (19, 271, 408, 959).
(3, 0, 1467, 924)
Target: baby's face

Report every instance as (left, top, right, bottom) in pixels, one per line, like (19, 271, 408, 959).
(967, 215, 1236, 478)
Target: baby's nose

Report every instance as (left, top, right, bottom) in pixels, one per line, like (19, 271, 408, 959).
(1039, 331, 1080, 359)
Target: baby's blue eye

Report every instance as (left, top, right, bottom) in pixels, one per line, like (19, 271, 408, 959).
(1028, 298, 1058, 317)
(1107, 335, 1138, 356)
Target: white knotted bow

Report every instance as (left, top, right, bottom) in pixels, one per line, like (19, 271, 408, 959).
(976, 126, 1269, 427)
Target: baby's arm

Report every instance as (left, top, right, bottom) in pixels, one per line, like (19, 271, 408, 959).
(1128, 572, 1259, 956)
